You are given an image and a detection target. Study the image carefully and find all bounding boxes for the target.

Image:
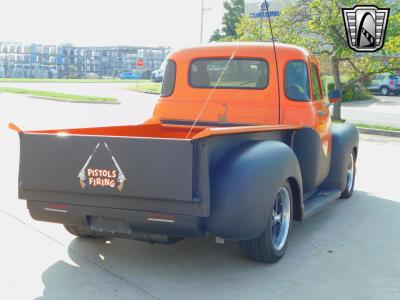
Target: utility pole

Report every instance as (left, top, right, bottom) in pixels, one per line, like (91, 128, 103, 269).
(200, 0, 212, 43)
(201, 0, 205, 43)
(259, 0, 268, 42)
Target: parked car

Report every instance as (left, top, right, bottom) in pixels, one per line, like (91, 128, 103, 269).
(84, 73, 100, 79)
(151, 60, 167, 82)
(10, 44, 358, 263)
(367, 73, 400, 96)
(63, 73, 79, 79)
(119, 72, 139, 80)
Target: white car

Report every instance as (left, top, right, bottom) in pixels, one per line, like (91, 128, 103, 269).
(367, 73, 400, 96)
(151, 60, 167, 82)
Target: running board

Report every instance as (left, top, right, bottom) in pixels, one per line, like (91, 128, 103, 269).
(303, 189, 341, 220)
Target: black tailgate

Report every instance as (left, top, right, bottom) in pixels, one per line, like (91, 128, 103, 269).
(19, 133, 195, 203)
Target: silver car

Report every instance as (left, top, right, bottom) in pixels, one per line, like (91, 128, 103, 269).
(151, 60, 167, 83)
(367, 73, 400, 96)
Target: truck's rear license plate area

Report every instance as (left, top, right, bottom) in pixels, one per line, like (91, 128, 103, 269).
(90, 216, 132, 234)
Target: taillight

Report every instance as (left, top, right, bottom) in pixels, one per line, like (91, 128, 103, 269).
(390, 80, 395, 85)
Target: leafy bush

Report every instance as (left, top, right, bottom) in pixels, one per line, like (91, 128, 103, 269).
(325, 81, 373, 102)
(327, 82, 335, 93)
(342, 83, 373, 102)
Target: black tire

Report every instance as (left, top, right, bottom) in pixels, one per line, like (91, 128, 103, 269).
(239, 181, 293, 263)
(380, 86, 389, 96)
(341, 151, 356, 199)
(63, 224, 100, 238)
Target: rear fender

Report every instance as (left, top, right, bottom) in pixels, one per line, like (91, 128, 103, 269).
(206, 140, 303, 240)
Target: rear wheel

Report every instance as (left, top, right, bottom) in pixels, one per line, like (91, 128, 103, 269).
(341, 151, 356, 199)
(240, 181, 292, 263)
(63, 224, 100, 238)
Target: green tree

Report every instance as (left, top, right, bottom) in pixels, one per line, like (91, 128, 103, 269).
(210, 0, 244, 41)
(234, 0, 400, 120)
(209, 29, 223, 42)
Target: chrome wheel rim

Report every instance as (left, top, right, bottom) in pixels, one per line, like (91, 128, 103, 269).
(346, 153, 355, 192)
(271, 187, 291, 251)
(381, 87, 388, 95)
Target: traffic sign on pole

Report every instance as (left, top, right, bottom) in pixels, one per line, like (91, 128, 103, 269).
(136, 58, 145, 67)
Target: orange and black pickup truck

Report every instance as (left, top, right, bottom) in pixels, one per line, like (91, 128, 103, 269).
(10, 43, 358, 263)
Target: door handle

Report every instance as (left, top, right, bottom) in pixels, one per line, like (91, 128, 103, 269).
(317, 110, 326, 116)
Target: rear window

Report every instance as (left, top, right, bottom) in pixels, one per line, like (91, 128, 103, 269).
(161, 60, 176, 97)
(189, 59, 269, 89)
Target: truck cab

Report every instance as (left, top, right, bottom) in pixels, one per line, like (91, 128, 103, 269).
(152, 43, 338, 194)
(11, 43, 358, 263)
(153, 43, 329, 132)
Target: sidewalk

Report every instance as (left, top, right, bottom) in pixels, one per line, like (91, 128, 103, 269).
(342, 95, 400, 127)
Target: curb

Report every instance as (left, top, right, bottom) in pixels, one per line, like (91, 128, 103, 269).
(357, 127, 400, 138)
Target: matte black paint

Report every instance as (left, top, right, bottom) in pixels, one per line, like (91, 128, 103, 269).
(322, 123, 359, 192)
(292, 127, 331, 193)
(207, 140, 302, 240)
(19, 134, 194, 201)
(28, 200, 205, 238)
(18, 124, 358, 242)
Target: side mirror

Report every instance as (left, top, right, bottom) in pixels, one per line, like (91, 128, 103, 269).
(328, 89, 341, 104)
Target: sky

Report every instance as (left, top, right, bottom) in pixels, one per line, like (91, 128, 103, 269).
(0, 0, 226, 48)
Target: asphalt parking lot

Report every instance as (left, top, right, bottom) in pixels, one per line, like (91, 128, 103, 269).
(1, 84, 400, 300)
(342, 95, 400, 127)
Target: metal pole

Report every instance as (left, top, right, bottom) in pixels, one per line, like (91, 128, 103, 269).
(260, 8, 263, 42)
(260, 0, 268, 42)
(201, 0, 204, 43)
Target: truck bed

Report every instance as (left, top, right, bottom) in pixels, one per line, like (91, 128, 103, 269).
(10, 122, 300, 220)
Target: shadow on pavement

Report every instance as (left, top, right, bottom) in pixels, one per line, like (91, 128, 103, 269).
(37, 190, 400, 299)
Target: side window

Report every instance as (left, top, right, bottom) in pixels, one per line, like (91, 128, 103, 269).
(161, 60, 176, 97)
(285, 61, 310, 101)
(311, 63, 323, 100)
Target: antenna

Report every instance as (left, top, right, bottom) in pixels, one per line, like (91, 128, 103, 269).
(264, 0, 281, 124)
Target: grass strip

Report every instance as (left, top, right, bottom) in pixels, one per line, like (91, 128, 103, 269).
(127, 83, 161, 94)
(0, 87, 119, 103)
(351, 122, 400, 132)
(334, 120, 400, 132)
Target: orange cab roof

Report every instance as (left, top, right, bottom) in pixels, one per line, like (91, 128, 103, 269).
(168, 42, 310, 61)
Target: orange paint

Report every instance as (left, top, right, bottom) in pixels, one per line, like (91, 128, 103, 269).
(8, 123, 23, 133)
